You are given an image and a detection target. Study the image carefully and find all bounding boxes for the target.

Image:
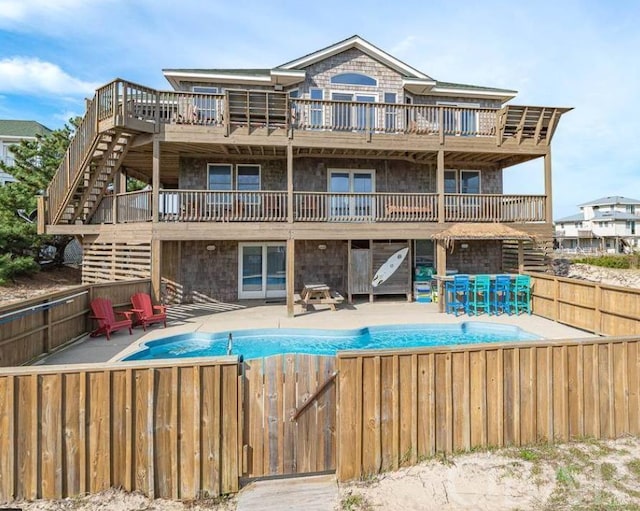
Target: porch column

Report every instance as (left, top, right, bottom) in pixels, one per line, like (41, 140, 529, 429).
(286, 238, 295, 317)
(112, 170, 120, 224)
(437, 149, 445, 224)
(152, 139, 160, 223)
(436, 240, 447, 313)
(544, 148, 552, 224)
(287, 141, 294, 223)
(518, 240, 525, 274)
(151, 139, 161, 302)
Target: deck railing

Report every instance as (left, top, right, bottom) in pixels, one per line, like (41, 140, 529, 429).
(293, 192, 438, 222)
(444, 194, 545, 222)
(89, 191, 546, 224)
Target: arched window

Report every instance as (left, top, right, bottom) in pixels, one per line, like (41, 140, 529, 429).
(330, 73, 377, 86)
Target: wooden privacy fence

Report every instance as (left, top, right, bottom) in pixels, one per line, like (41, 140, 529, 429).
(529, 272, 640, 336)
(336, 336, 640, 481)
(0, 280, 151, 367)
(0, 358, 239, 501)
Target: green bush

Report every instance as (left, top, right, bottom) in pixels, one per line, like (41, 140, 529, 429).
(573, 255, 638, 269)
(0, 254, 40, 285)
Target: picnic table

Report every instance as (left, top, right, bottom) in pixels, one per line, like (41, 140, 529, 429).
(298, 283, 344, 311)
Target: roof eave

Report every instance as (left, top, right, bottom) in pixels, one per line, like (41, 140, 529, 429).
(163, 69, 305, 89)
(430, 86, 518, 102)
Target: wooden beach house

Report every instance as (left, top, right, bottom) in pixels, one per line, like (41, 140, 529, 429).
(38, 35, 571, 314)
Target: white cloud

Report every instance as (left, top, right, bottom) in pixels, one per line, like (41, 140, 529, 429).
(0, 0, 100, 24)
(0, 57, 99, 95)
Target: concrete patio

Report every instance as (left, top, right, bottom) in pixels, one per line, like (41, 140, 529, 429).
(35, 297, 599, 366)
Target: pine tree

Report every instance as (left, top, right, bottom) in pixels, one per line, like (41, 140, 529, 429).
(0, 120, 78, 283)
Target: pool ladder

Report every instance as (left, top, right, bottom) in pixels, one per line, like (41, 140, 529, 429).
(226, 333, 233, 355)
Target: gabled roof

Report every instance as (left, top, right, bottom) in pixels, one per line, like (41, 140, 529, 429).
(0, 120, 52, 138)
(162, 35, 518, 101)
(277, 34, 431, 79)
(578, 196, 640, 207)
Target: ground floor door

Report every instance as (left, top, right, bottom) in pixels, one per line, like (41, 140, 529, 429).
(238, 243, 286, 299)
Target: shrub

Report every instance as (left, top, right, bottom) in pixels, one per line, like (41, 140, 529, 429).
(573, 255, 635, 269)
(0, 254, 40, 285)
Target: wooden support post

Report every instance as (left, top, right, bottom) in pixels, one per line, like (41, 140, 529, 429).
(287, 142, 293, 223)
(151, 239, 162, 304)
(436, 240, 447, 313)
(437, 150, 445, 223)
(544, 148, 553, 224)
(152, 139, 160, 223)
(517, 240, 525, 274)
(112, 170, 120, 224)
(286, 238, 295, 317)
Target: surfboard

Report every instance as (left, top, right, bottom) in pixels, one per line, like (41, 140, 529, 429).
(372, 247, 409, 287)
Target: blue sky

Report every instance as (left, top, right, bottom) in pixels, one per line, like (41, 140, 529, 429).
(1, 0, 638, 219)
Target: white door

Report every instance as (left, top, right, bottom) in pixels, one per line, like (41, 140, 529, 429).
(238, 243, 286, 299)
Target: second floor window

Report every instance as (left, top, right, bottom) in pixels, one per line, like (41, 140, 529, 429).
(444, 170, 481, 194)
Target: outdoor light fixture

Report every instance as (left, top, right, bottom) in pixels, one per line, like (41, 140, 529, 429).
(460, 243, 469, 249)
(318, 244, 327, 250)
(206, 244, 217, 251)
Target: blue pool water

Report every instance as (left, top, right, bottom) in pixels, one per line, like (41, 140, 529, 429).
(123, 322, 540, 361)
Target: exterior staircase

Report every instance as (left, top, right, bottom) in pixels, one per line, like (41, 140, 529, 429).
(44, 80, 155, 227)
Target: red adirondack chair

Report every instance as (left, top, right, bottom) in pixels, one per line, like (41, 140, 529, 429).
(130, 292, 167, 330)
(89, 297, 133, 340)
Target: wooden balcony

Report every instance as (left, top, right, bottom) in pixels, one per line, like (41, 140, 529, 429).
(93, 80, 569, 145)
(90, 190, 546, 225)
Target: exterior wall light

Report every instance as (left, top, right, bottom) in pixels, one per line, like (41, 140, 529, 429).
(318, 244, 327, 250)
(206, 244, 217, 251)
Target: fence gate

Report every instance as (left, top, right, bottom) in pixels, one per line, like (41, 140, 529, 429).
(241, 354, 337, 478)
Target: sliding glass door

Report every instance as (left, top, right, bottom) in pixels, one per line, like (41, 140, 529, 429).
(238, 243, 286, 299)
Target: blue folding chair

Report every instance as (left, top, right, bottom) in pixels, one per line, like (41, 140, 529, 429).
(511, 275, 532, 315)
(491, 274, 513, 315)
(445, 274, 470, 316)
(469, 275, 491, 316)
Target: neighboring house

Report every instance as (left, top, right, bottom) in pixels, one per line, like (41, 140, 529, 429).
(555, 196, 640, 254)
(39, 35, 571, 311)
(0, 120, 52, 185)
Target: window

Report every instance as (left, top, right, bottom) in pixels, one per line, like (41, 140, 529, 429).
(384, 92, 397, 132)
(460, 171, 480, 194)
(193, 86, 220, 123)
(1, 142, 15, 167)
(437, 101, 480, 135)
(444, 170, 481, 193)
(444, 171, 457, 193)
(331, 92, 376, 131)
(330, 73, 377, 86)
(310, 88, 323, 127)
(208, 164, 232, 204)
(237, 164, 260, 192)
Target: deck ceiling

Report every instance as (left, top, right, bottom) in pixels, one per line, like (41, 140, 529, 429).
(121, 140, 544, 186)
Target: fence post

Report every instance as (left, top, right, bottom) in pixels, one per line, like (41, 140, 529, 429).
(594, 284, 602, 335)
(553, 277, 559, 322)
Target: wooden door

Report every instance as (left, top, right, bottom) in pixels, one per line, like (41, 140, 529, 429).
(350, 248, 371, 295)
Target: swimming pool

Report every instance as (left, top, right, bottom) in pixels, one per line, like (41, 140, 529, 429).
(123, 322, 540, 361)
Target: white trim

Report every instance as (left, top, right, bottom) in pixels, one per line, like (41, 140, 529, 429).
(431, 86, 516, 101)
